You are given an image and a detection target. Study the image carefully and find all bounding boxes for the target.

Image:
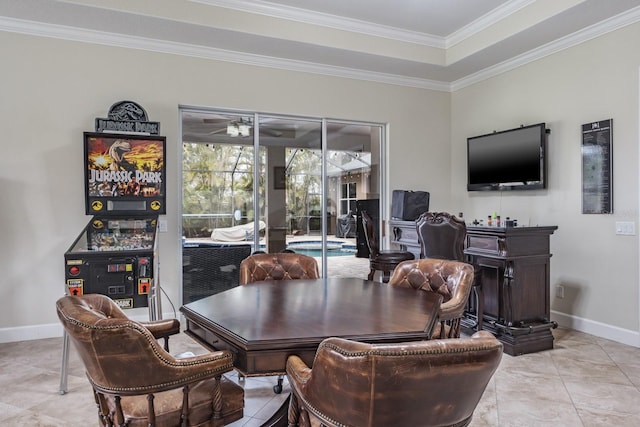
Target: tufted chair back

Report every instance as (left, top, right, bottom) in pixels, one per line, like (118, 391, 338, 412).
(239, 252, 319, 285)
(56, 294, 244, 427)
(389, 258, 474, 338)
(286, 331, 502, 427)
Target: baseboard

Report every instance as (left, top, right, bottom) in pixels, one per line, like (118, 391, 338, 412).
(551, 310, 640, 348)
(2, 311, 638, 347)
(0, 322, 63, 344)
(0, 312, 181, 344)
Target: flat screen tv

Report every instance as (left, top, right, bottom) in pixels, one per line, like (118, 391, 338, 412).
(467, 123, 547, 191)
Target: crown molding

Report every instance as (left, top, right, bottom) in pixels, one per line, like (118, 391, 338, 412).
(446, 0, 534, 48)
(192, 0, 535, 50)
(0, 16, 450, 92)
(3, 3, 640, 94)
(451, 5, 640, 91)
(191, 0, 445, 47)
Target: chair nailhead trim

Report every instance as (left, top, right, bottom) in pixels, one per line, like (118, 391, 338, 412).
(321, 341, 500, 357)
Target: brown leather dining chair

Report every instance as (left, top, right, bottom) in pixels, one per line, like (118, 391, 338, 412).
(416, 211, 484, 331)
(286, 331, 503, 427)
(56, 294, 244, 427)
(238, 251, 319, 393)
(361, 210, 414, 282)
(389, 258, 474, 338)
(239, 251, 319, 285)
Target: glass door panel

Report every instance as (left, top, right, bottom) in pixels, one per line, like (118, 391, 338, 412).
(325, 121, 382, 277)
(256, 115, 322, 254)
(181, 111, 260, 243)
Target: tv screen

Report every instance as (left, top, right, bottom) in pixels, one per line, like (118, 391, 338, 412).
(467, 123, 547, 191)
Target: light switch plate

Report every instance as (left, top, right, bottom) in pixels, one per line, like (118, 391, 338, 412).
(615, 221, 635, 235)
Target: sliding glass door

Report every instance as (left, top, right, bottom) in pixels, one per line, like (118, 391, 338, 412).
(324, 121, 382, 276)
(180, 107, 383, 280)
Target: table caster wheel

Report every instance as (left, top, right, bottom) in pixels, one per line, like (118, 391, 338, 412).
(273, 384, 283, 394)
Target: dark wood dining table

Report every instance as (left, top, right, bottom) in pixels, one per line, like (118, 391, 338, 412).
(180, 277, 442, 426)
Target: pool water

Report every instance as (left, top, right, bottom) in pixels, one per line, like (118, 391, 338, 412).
(292, 248, 355, 257)
(183, 240, 356, 257)
(287, 240, 356, 257)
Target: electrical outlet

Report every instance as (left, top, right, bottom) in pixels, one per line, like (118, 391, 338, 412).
(556, 285, 564, 299)
(615, 221, 635, 235)
(159, 220, 168, 233)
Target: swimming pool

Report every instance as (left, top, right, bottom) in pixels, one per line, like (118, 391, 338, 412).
(287, 241, 356, 257)
(184, 239, 357, 257)
(291, 248, 355, 257)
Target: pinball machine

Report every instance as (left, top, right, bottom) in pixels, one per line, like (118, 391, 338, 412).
(60, 130, 166, 393)
(64, 131, 166, 315)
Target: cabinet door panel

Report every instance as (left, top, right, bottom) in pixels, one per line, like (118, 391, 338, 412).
(475, 258, 503, 320)
(509, 258, 550, 323)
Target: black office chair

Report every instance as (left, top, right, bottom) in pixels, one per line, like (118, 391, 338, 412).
(416, 212, 484, 331)
(361, 210, 414, 283)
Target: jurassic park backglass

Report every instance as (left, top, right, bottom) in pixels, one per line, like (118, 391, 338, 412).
(84, 132, 166, 215)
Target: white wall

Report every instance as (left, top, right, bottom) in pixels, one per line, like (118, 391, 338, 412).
(0, 31, 451, 340)
(451, 23, 640, 345)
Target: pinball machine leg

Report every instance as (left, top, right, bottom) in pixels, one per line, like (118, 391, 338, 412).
(59, 330, 70, 395)
(148, 280, 162, 321)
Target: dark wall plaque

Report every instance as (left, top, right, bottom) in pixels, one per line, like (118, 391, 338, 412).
(581, 119, 612, 214)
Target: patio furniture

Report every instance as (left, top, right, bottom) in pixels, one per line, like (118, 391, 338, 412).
(182, 243, 252, 303)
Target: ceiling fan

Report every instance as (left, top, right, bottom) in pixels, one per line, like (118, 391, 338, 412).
(201, 117, 284, 138)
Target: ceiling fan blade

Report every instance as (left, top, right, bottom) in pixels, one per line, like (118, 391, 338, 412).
(260, 128, 283, 137)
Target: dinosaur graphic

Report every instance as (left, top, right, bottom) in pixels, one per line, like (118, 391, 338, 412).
(108, 101, 146, 121)
(108, 140, 134, 172)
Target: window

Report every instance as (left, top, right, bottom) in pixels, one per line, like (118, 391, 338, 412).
(340, 182, 357, 215)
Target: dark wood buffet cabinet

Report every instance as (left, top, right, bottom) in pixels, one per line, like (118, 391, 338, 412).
(390, 220, 558, 356)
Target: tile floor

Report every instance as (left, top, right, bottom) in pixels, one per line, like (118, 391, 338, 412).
(1, 327, 639, 426)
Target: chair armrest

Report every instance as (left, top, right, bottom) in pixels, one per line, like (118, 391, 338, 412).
(141, 318, 180, 339)
(437, 264, 474, 321)
(88, 329, 236, 396)
(149, 350, 236, 392)
(286, 355, 312, 389)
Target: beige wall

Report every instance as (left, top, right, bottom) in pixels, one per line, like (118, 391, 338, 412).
(451, 23, 640, 342)
(0, 31, 450, 338)
(2, 20, 639, 347)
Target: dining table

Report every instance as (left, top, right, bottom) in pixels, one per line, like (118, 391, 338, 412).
(180, 276, 443, 426)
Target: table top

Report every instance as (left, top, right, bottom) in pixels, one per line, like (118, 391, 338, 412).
(180, 277, 442, 353)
